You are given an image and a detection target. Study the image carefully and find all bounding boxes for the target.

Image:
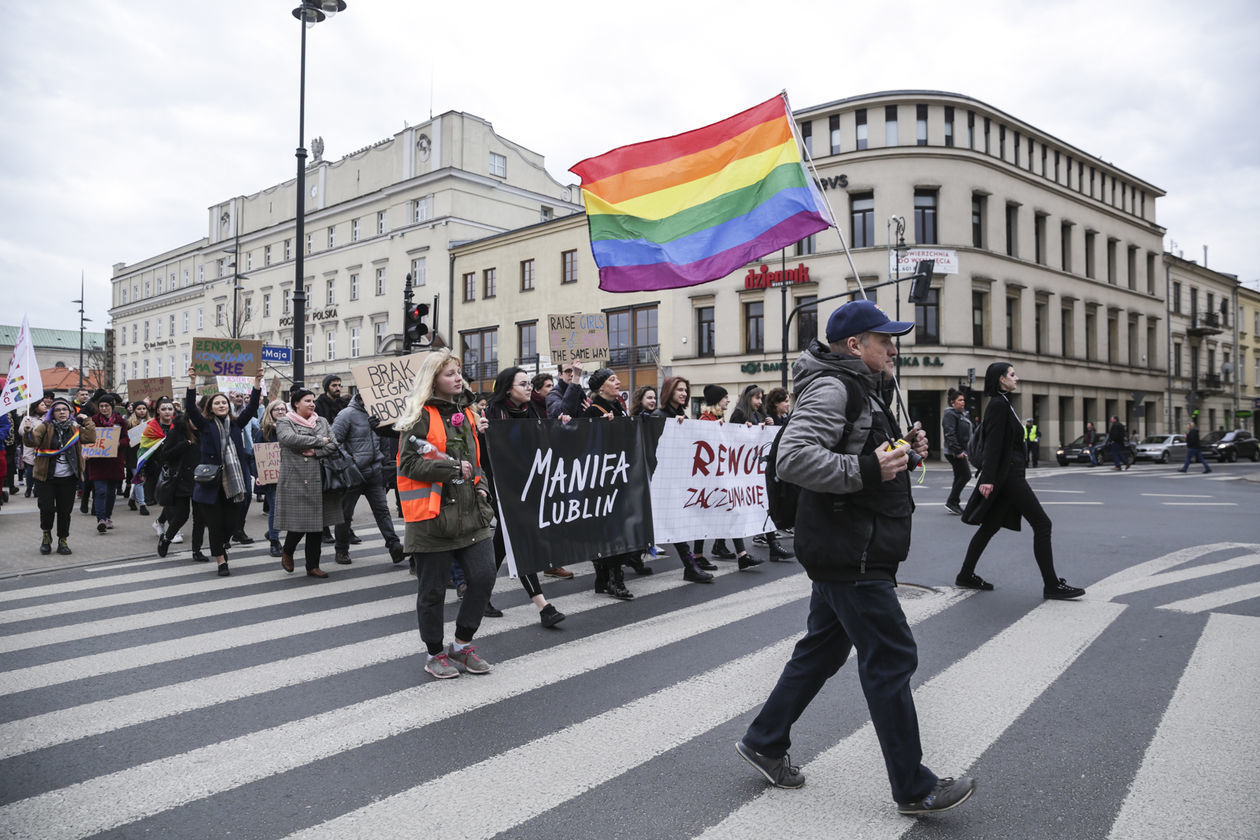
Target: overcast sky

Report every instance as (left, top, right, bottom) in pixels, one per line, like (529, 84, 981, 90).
(3, 0, 1257, 336)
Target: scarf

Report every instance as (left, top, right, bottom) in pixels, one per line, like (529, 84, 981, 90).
(286, 410, 318, 456)
(213, 414, 247, 502)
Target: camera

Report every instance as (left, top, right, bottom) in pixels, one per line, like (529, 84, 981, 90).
(881, 422, 923, 470)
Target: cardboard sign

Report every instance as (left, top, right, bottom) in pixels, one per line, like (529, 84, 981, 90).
(216, 375, 254, 394)
(254, 442, 281, 486)
(350, 351, 428, 427)
(192, 337, 262, 379)
(267, 376, 284, 406)
(82, 426, 121, 459)
(125, 376, 173, 403)
(128, 425, 145, 447)
(548, 313, 609, 365)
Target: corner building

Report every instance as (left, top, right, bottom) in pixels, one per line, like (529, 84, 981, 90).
(451, 90, 1174, 457)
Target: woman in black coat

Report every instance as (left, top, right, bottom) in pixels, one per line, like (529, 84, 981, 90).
(958, 361, 1085, 600)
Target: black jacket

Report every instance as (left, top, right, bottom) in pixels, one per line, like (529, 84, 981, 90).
(961, 393, 1026, 531)
(314, 393, 348, 425)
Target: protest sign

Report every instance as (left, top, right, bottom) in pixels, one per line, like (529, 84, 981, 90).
(267, 377, 284, 406)
(350, 351, 427, 427)
(648, 419, 775, 542)
(254, 442, 281, 486)
(192, 337, 261, 395)
(548, 313, 609, 366)
(125, 376, 173, 402)
(216, 375, 254, 394)
(81, 426, 121, 459)
(128, 425, 145, 447)
(486, 417, 652, 578)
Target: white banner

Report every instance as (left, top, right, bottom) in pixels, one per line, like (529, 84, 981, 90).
(889, 247, 959, 276)
(648, 419, 776, 543)
(0, 315, 43, 414)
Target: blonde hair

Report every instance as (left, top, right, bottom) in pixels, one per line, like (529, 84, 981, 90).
(700, 401, 726, 419)
(259, 399, 287, 439)
(394, 349, 461, 431)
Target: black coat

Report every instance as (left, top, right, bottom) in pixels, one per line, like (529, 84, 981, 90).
(184, 387, 260, 505)
(160, 421, 202, 499)
(961, 393, 1026, 532)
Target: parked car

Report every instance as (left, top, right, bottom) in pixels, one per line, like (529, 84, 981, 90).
(1134, 434, 1187, 464)
(1056, 435, 1136, 466)
(1200, 429, 1260, 462)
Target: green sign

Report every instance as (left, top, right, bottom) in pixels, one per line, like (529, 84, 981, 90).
(740, 361, 784, 375)
(894, 356, 945, 368)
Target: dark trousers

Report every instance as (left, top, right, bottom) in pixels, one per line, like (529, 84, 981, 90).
(161, 495, 205, 550)
(960, 472, 1059, 586)
(1180, 447, 1211, 472)
(234, 473, 253, 533)
(944, 454, 970, 507)
(283, 530, 325, 571)
(415, 537, 496, 655)
(38, 475, 78, 537)
(92, 479, 119, 521)
(334, 475, 401, 551)
(743, 579, 936, 804)
(1110, 441, 1127, 468)
(195, 489, 239, 558)
(492, 524, 543, 598)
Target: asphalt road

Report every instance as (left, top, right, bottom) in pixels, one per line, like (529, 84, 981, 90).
(0, 461, 1256, 840)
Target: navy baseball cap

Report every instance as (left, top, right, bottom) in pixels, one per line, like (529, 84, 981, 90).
(825, 299, 914, 342)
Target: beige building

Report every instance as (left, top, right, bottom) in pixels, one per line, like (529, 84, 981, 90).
(1239, 283, 1260, 436)
(450, 90, 1176, 457)
(108, 111, 582, 395)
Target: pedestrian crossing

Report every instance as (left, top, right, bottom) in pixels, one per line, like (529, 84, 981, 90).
(1, 538, 1257, 839)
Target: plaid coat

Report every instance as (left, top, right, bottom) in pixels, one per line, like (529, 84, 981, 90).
(274, 414, 344, 532)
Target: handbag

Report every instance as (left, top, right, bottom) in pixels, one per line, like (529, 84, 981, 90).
(154, 464, 177, 507)
(320, 444, 364, 493)
(193, 464, 222, 485)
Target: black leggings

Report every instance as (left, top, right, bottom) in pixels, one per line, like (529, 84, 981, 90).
(284, 531, 324, 571)
(960, 473, 1058, 586)
(37, 475, 78, 538)
(492, 525, 543, 598)
(195, 490, 238, 558)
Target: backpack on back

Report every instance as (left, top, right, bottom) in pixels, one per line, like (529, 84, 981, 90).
(764, 374, 864, 531)
(967, 417, 986, 474)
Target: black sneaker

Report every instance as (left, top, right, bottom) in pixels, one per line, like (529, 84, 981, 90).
(348, 531, 363, 545)
(711, 545, 737, 560)
(945, 502, 964, 516)
(157, 535, 172, 558)
(1044, 578, 1086, 600)
(269, 540, 283, 557)
(694, 555, 718, 571)
(768, 544, 794, 560)
(737, 554, 764, 570)
(735, 740, 804, 789)
(483, 601, 504, 618)
(897, 776, 976, 815)
(540, 603, 566, 628)
(192, 550, 210, 563)
(232, 531, 255, 545)
(217, 561, 231, 577)
(97, 521, 107, 534)
(683, 566, 715, 583)
(955, 573, 994, 591)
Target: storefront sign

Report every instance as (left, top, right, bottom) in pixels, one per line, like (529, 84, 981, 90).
(739, 361, 785, 375)
(889, 248, 959, 276)
(142, 339, 175, 352)
(894, 356, 945, 367)
(743, 263, 812, 290)
(278, 307, 338, 327)
(814, 174, 849, 191)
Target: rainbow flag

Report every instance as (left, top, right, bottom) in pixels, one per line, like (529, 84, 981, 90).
(134, 419, 166, 472)
(571, 94, 832, 293)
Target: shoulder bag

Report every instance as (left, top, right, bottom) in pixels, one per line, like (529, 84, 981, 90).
(320, 443, 364, 493)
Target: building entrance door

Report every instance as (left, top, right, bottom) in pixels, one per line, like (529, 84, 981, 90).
(908, 390, 942, 458)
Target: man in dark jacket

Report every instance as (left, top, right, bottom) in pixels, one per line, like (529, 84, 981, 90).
(735, 299, 975, 816)
(331, 394, 405, 564)
(1107, 415, 1129, 470)
(1178, 420, 1212, 473)
(545, 361, 586, 419)
(314, 374, 348, 424)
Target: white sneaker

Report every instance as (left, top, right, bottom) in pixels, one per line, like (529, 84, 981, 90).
(172, 533, 184, 543)
(152, 521, 163, 537)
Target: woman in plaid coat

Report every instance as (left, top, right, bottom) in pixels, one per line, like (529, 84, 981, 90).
(274, 387, 344, 577)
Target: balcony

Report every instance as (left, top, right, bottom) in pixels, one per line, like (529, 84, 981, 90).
(1199, 373, 1224, 395)
(608, 344, 660, 368)
(1186, 311, 1223, 338)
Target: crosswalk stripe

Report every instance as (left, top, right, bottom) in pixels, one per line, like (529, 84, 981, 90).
(1157, 580, 1260, 614)
(1088, 542, 1260, 602)
(283, 587, 968, 840)
(0, 573, 837, 840)
(1093, 554, 1260, 600)
(695, 597, 1126, 838)
(0, 563, 765, 757)
(1107, 614, 1260, 839)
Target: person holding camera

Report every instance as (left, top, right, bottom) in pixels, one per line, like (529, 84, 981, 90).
(736, 299, 976, 816)
(26, 398, 96, 555)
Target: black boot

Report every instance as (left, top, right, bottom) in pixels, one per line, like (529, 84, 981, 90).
(710, 540, 736, 560)
(605, 562, 634, 600)
(766, 534, 794, 561)
(593, 561, 609, 594)
(682, 552, 715, 583)
(625, 554, 654, 576)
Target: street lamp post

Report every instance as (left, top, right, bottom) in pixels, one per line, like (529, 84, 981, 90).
(887, 215, 909, 357)
(290, 0, 346, 391)
(72, 272, 92, 389)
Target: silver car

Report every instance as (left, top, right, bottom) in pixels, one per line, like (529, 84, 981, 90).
(1134, 434, 1187, 463)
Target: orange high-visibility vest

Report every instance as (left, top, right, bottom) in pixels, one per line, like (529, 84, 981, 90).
(396, 405, 482, 523)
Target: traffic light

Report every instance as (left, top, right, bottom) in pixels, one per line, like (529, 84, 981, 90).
(404, 302, 429, 351)
(907, 259, 935, 304)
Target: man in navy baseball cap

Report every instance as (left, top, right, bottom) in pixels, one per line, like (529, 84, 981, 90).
(825, 299, 915, 343)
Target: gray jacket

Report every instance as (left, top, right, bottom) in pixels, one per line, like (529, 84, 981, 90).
(332, 395, 384, 477)
(942, 407, 972, 456)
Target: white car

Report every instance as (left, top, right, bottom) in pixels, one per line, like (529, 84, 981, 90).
(1134, 434, 1187, 463)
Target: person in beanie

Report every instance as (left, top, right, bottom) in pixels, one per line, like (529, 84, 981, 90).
(737, 298, 976, 815)
(691, 384, 752, 573)
(314, 374, 348, 424)
(85, 395, 129, 533)
(26, 398, 96, 555)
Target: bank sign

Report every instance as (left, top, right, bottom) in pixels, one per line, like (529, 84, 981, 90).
(890, 248, 958, 276)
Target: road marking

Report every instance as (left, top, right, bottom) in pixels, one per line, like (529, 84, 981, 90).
(1159, 580, 1260, 614)
(1036, 488, 1087, 494)
(1159, 502, 1237, 506)
(1041, 501, 1104, 505)
(0, 564, 771, 757)
(1088, 543, 1260, 601)
(1108, 614, 1260, 840)
(1140, 493, 1212, 498)
(695, 598, 1126, 839)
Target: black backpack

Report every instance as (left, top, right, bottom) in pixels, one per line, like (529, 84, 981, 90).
(967, 417, 986, 474)
(764, 374, 863, 531)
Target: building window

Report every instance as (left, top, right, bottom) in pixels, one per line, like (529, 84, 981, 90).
(972, 194, 985, 248)
(1146, 252, 1156, 295)
(483, 267, 497, 299)
(1171, 282, 1182, 314)
(605, 304, 659, 384)
(1035, 300, 1048, 354)
(305, 333, 313, 362)
(745, 300, 765, 353)
(829, 114, 841, 155)
(132, 361, 137, 379)
(143, 359, 149, 377)
(284, 239, 292, 261)
(850, 192, 875, 248)
(264, 245, 272, 266)
(377, 211, 387, 235)
(155, 318, 162, 339)
(350, 273, 359, 300)
(795, 296, 818, 351)
(327, 226, 335, 249)
(350, 326, 360, 359)
(376, 267, 387, 296)
(1034, 213, 1046, 265)
(1127, 245, 1138, 291)
(1106, 238, 1118, 285)
(145, 278, 151, 297)
(696, 306, 715, 357)
(215, 304, 225, 328)
(884, 105, 898, 145)
(1107, 313, 1119, 363)
(855, 109, 867, 150)
(283, 290, 291, 315)
(121, 287, 127, 304)
(263, 294, 271, 318)
(915, 104, 928, 146)
(541, 206, 554, 222)
(972, 291, 986, 347)
(462, 328, 498, 383)
(520, 259, 535, 291)
(182, 311, 189, 333)
(1085, 308, 1098, 361)
(197, 308, 204, 329)
(351, 219, 360, 242)
(944, 106, 954, 147)
(413, 196, 433, 224)
(1005, 204, 1018, 257)
(1014, 131, 1021, 166)
(305, 233, 313, 255)
(375, 321, 387, 354)
(799, 120, 812, 156)
(1085, 231, 1096, 279)
(1060, 222, 1073, 272)
(326, 278, 335, 306)
(1005, 296, 1019, 351)
(914, 288, 939, 344)
(1172, 343, 1183, 377)
(983, 117, 991, 154)
(463, 272, 476, 302)
(169, 314, 176, 336)
(999, 124, 1007, 160)
(967, 110, 975, 149)
(562, 250, 578, 284)
(411, 257, 426, 288)
(489, 152, 507, 177)
(794, 234, 816, 256)
(518, 322, 537, 362)
(1061, 305, 1074, 358)
(326, 330, 336, 362)
(913, 189, 937, 244)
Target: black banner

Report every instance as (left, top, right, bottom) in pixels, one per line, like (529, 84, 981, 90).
(485, 417, 653, 578)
